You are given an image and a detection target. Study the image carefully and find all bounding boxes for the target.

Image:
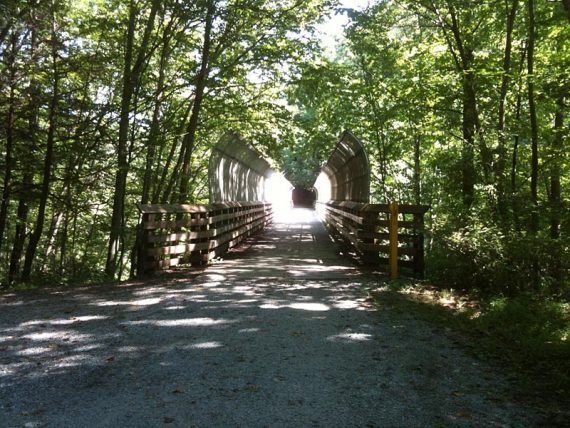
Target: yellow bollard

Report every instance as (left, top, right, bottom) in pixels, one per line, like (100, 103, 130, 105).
(389, 202, 399, 279)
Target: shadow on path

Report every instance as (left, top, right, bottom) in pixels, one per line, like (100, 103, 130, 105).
(0, 209, 541, 427)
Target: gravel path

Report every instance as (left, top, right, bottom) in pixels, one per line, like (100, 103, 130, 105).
(1, 208, 542, 427)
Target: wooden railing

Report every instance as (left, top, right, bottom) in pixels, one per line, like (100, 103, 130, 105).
(138, 202, 272, 273)
(322, 201, 429, 278)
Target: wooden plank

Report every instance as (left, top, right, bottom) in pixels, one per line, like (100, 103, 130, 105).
(143, 206, 267, 230)
(375, 219, 418, 229)
(325, 205, 366, 225)
(377, 257, 416, 269)
(207, 206, 266, 223)
(148, 212, 270, 243)
(139, 204, 211, 214)
(389, 202, 398, 279)
(325, 214, 352, 235)
(326, 209, 361, 232)
(148, 215, 269, 258)
(148, 230, 213, 243)
(144, 218, 208, 230)
(413, 212, 425, 278)
(356, 231, 415, 241)
(326, 201, 430, 215)
(139, 201, 271, 214)
(327, 221, 360, 248)
(143, 202, 273, 271)
(357, 243, 416, 255)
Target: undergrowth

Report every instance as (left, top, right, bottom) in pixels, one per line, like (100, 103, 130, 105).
(370, 279, 570, 409)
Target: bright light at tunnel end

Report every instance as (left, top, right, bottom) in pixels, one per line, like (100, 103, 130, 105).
(265, 171, 294, 219)
(265, 170, 333, 221)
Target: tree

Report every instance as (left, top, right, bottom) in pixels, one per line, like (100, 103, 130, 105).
(105, 0, 159, 279)
(22, 0, 61, 280)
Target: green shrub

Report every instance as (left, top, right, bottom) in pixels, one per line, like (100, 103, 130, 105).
(426, 218, 569, 297)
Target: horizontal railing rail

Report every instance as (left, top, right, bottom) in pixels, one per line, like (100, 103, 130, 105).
(138, 201, 272, 273)
(321, 201, 429, 278)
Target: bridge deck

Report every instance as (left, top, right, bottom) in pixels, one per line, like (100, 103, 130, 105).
(0, 209, 539, 426)
(210, 207, 358, 281)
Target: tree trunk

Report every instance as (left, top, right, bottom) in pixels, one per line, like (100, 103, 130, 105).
(105, 2, 137, 279)
(154, 99, 193, 204)
(496, 0, 519, 218)
(9, 14, 40, 284)
(8, 187, 29, 284)
(22, 5, 60, 281)
(549, 31, 566, 242)
(141, 17, 173, 205)
(42, 209, 63, 272)
(527, 0, 539, 234)
(177, 0, 214, 203)
(445, 7, 480, 207)
(550, 95, 563, 240)
(357, 57, 389, 200)
(562, 0, 570, 22)
(461, 66, 477, 207)
(413, 134, 421, 205)
(510, 87, 523, 230)
(0, 31, 18, 254)
(105, 0, 158, 279)
(549, 95, 564, 285)
(59, 211, 69, 275)
(510, 43, 527, 200)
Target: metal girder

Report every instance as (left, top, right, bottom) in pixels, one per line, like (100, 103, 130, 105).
(320, 130, 370, 203)
(209, 132, 273, 202)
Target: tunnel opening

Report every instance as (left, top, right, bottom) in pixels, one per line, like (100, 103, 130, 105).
(292, 187, 317, 209)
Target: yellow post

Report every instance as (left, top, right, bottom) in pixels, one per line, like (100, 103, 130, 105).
(389, 202, 399, 279)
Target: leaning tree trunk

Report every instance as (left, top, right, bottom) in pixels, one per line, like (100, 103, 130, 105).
(177, 0, 214, 203)
(550, 95, 564, 240)
(105, 0, 158, 279)
(105, 2, 137, 280)
(141, 16, 174, 205)
(8, 15, 40, 284)
(461, 66, 477, 208)
(445, 6, 481, 208)
(0, 31, 19, 254)
(527, 0, 539, 235)
(496, 0, 519, 219)
(22, 6, 60, 281)
(549, 94, 564, 285)
(526, 0, 540, 288)
(510, 43, 527, 230)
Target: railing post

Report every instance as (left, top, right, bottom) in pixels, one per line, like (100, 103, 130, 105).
(413, 212, 425, 278)
(140, 212, 156, 274)
(361, 209, 379, 265)
(135, 214, 145, 277)
(389, 202, 399, 279)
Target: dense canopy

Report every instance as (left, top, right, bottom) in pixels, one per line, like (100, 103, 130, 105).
(0, 0, 568, 299)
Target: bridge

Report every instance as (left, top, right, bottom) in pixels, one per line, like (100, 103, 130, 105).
(137, 130, 429, 279)
(0, 132, 540, 426)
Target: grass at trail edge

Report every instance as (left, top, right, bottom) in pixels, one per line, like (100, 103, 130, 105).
(367, 279, 570, 416)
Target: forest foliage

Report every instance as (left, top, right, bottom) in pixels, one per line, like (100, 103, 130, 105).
(0, 0, 335, 284)
(0, 0, 568, 301)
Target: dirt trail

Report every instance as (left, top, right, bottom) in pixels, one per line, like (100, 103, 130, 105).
(0, 208, 541, 427)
